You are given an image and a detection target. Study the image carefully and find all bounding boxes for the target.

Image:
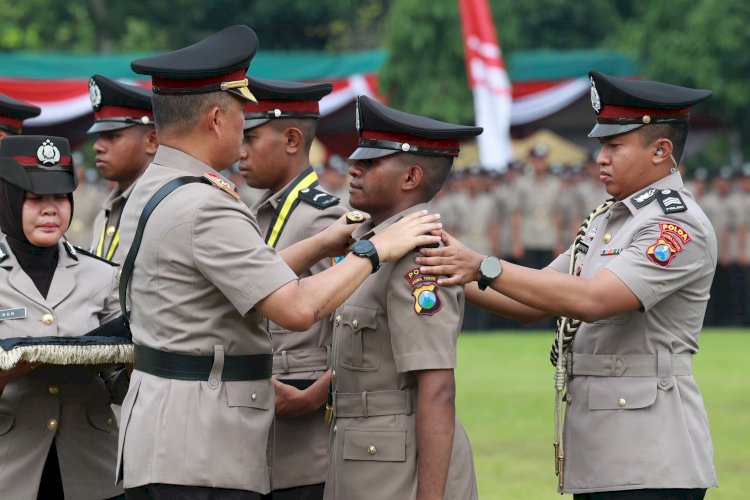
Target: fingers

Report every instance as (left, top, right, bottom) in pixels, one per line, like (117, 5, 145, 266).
(418, 246, 454, 258)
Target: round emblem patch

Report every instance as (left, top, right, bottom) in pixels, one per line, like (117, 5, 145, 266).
(37, 139, 61, 166)
(653, 244, 671, 262)
(418, 290, 437, 309)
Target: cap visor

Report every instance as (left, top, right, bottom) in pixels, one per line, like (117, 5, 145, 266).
(28, 171, 77, 195)
(348, 147, 398, 161)
(588, 123, 643, 138)
(87, 121, 137, 134)
(243, 118, 270, 130)
(228, 87, 257, 103)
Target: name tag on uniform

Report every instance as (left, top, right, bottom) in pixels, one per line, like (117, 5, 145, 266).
(0, 307, 26, 321)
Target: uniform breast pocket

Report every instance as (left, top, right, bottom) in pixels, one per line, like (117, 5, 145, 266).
(343, 428, 406, 462)
(340, 304, 380, 372)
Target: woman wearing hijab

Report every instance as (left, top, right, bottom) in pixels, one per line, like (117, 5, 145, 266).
(0, 136, 124, 499)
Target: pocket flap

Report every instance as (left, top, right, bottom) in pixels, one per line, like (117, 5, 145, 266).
(0, 412, 14, 436)
(225, 380, 271, 410)
(588, 377, 657, 410)
(86, 406, 115, 433)
(343, 428, 406, 462)
(341, 304, 378, 331)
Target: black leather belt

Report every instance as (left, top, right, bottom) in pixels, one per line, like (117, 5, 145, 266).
(279, 379, 316, 390)
(134, 344, 272, 381)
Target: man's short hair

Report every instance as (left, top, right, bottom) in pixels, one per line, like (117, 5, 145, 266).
(268, 118, 318, 152)
(396, 153, 454, 201)
(152, 92, 236, 135)
(638, 123, 689, 163)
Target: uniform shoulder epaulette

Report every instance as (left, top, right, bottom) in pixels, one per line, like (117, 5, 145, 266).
(630, 188, 658, 209)
(0, 242, 8, 264)
(69, 244, 120, 267)
(655, 189, 687, 214)
(298, 186, 340, 210)
(202, 172, 241, 200)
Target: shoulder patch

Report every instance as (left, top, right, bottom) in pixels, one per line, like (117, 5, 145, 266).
(298, 187, 340, 210)
(645, 222, 691, 267)
(203, 172, 240, 200)
(655, 189, 687, 214)
(0, 243, 8, 264)
(404, 267, 442, 316)
(72, 245, 120, 267)
(630, 188, 657, 209)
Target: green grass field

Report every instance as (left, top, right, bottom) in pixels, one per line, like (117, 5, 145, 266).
(455, 329, 750, 499)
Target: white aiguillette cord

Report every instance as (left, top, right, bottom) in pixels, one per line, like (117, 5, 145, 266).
(550, 198, 614, 490)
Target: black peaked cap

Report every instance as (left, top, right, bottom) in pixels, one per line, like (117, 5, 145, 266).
(0, 136, 77, 194)
(90, 75, 153, 111)
(131, 25, 258, 79)
(243, 77, 333, 130)
(0, 93, 42, 134)
(350, 96, 482, 160)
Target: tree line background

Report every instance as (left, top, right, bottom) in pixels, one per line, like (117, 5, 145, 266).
(2, 0, 749, 165)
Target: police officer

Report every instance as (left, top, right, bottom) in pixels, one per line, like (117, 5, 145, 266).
(116, 26, 441, 499)
(238, 76, 346, 499)
(87, 74, 158, 264)
(324, 96, 480, 500)
(0, 136, 124, 499)
(419, 71, 717, 499)
(0, 93, 40, 142)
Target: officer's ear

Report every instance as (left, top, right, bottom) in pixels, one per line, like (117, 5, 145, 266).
(652, 137, 674, 165)
(401, 164, 424, 192)
(144, 127, 159, 156)
(283, 126, 304, 155)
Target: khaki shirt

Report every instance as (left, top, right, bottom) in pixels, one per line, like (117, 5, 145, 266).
(116, 145, 297, 493)
(548, 172, 718, 493)
(461, 192, 496, 256)
(514, 175, 561, 250)
(89, 181, 139, 264)
(252, 170, 347, 489)
(701, 190, 743, 262)
(324, 204, 478, 500)
(0, 240, 122, 500)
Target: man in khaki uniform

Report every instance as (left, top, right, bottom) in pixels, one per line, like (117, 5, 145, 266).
(238, 76, 346, 499)
(324, 95, 480, 500)
(512, 143, 562, 269)
(420, 71, 717, 499)
(116, 26, 442, 499)
(87, 74, 158, 264)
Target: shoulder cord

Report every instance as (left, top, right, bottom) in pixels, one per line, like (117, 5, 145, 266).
(551, 198, 614, 490)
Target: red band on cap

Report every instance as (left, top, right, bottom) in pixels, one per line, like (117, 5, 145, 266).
(244, 100, 319, 114)
(598, 105, 690, 120)
(13, 155, 73, 166)
(361, 130, 459, 151)
(0, 115, 23, 130)
(152, 68, 247, 90)
(95, 105, 154, 121)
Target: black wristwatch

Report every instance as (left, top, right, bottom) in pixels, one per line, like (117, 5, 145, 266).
(351, 240, 380, 273)
(478, 256, 502, 291)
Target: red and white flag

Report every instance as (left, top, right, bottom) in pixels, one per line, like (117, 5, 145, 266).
(459, 0, 512, 171)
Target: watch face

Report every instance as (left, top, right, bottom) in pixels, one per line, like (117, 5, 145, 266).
(352, 240, 374, 254)
(480, 256, 502, 279)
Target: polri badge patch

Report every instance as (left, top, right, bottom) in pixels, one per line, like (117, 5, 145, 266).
(646, 222, 691, 267)
(404, 267, 442, 316)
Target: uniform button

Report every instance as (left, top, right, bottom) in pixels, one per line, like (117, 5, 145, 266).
(660, 378, 668, 387)
(367, 445, 377, 455)
(335, 315, 341, 326)
(48, 384, 60, 395)
(41, 314, 55, 326)
(106, 225, 116, 237)
(107, 418, 113, 427)
(352, 319, 358, 329)
(565, 393, 572, 404)
(251, 393, 257, 401)
(47, 419, 58, 431)
(617, 398, 626, 408)
(332, 370, 336, 382)
(603, 233, 612, 244)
